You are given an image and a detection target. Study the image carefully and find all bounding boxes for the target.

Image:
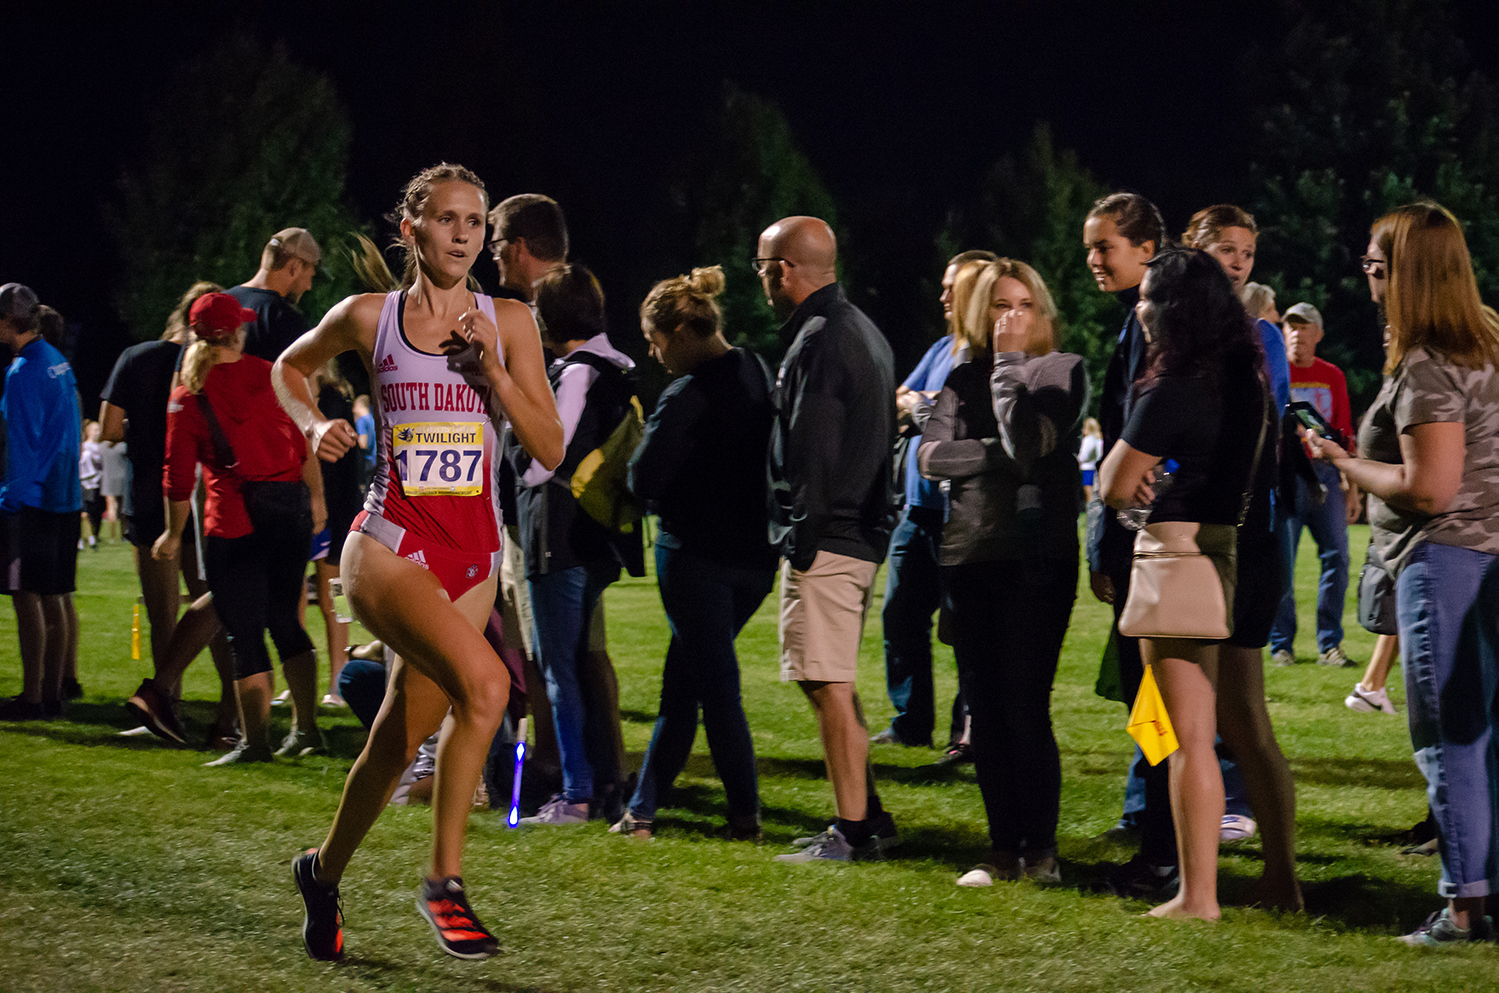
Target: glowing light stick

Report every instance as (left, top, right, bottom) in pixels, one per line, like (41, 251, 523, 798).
(507, 717, 528, 827)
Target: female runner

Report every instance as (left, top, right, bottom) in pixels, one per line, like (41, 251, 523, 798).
(274, 163, 562, 961)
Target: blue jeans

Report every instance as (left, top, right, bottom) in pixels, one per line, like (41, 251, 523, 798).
(1270, 461, 1349, 654)
(628, 544, 774, 822)
(1397, 541, 1499, 899)
(881, 505, 963, 746)
(530, 562, 617, 802)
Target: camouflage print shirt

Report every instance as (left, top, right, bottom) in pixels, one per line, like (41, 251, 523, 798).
(1358, 346, 1499, 576)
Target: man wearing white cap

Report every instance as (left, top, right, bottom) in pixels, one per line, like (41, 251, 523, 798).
(1270, 302, 1359, 668)
(228, 227, 323, 362)
(0, 283, 83, 720)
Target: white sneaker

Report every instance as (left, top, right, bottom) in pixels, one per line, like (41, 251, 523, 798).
(1345, 683, 1397, 715)
(1220, 814, 1258, 842)
(1270, 649, 1295, 667)
(518, 794, 590, 825)
(271, 689, 292, 707)
(957, 866, 995, 887)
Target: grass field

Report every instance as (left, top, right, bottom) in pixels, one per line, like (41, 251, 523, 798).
(2, 524, 1496, 992)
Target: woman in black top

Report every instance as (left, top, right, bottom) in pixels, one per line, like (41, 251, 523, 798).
(612, 266, 777, 839)
(918, 258, 1088, 884)
(1100, 248, 1301, 920)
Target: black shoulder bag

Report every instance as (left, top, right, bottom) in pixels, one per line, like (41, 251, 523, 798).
(194, 394, 310, 533)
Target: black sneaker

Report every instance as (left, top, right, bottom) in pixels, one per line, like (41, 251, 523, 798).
(417, 876, 499, 960)
(794, 811, 901, 849)
(292, 848, 344, 961)
(0, 695, 45, 721)
(61, 677, 83, 700)
(1104, 856, 1180, 900)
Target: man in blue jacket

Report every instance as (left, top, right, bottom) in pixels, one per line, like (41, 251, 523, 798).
(760, 217, 898, 862)
(0, 284, 83, 720)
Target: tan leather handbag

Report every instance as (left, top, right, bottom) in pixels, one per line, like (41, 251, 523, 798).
(1118, 522, 1238, 640)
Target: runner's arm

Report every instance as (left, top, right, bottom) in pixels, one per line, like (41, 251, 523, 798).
(274, 295, 379, 462)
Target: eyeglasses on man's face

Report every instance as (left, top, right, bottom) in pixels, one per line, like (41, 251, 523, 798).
(750, 257, 796, 276)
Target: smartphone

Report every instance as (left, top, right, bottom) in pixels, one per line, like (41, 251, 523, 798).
(1288, 401, 1337, 441)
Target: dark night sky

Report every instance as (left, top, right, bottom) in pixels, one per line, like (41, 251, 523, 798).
(5, 0, 1499, 399)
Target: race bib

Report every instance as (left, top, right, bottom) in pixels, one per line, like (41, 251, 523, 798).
(392, 421, 485, 496)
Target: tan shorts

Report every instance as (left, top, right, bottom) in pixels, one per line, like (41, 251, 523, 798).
(778, 550, 878, 683)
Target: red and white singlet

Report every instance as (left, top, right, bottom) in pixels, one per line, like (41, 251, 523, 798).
(356, 290, 505, 590)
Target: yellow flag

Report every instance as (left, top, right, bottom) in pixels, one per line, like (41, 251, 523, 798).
(1126, 665, 1179, 765)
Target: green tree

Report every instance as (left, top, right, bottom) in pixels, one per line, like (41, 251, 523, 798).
(671, 83, 840, 360)
(1244, 0, 1499, 409)
(112, 36, 363, 341)
(946, 123, 1114, 409)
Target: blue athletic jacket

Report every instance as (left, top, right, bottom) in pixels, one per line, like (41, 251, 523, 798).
(0, 338, 83, 514)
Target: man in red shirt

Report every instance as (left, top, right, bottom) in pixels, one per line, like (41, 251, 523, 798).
(1270, 303, 1361, 667)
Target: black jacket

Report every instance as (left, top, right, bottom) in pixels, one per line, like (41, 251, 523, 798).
(513, 346, 645, 578)
(766, 283, 895, 571)
(1086, 287, 1149, 579)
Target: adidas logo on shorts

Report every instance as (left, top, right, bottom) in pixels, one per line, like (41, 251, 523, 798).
(406, 549, 429, 569)
(377, 353, 399, 373)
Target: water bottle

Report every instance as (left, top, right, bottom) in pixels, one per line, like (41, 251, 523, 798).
(1118, 459, 1179, 532)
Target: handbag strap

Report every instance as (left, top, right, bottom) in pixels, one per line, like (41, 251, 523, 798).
(194, 393, 238, 472)
(1237, 371, 1272, 527)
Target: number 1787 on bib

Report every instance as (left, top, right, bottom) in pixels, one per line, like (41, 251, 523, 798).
(392, 421, 485, 496)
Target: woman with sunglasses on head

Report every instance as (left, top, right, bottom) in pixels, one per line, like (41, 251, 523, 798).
(274, 163, 562, 961)
(1100, 247, 1301, 920)
(1305, 203, 1499, 946)
(918, 258, 1088, 886)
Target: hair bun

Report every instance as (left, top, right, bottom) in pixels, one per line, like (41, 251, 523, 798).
(686, 265, 726, 299)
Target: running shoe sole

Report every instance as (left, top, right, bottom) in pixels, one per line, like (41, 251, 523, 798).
(416, 887, 500, 960)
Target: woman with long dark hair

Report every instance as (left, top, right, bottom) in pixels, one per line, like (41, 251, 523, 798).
(1100, 247, 1300, 920)
(274, 163, 563, 961)
(918, 258, 1088, 885)
(1306, 203, 1499, 945)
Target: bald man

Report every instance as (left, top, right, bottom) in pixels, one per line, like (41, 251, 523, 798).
(759, 217, 899, 863)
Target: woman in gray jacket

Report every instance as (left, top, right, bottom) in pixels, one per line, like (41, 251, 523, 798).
(918, 258, 1089, 886)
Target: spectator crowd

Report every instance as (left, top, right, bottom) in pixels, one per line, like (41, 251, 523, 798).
(1, 170, 1497, 956)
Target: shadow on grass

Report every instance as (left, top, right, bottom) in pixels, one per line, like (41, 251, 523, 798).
(1, 700, 367, 759)
(1287, 754, 1426, 790)
(337, 954, 567, 992)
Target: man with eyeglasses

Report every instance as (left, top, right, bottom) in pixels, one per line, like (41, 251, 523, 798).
(487, 194, 568, 303)
(759, 216, 900, 863)
(1269, 302, 1360, 669)
(228, 227, 323, 362)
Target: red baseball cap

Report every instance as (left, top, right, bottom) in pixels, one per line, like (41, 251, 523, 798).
(188, 293, 257, 340)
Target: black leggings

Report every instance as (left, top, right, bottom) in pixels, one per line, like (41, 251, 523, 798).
(943, 555, 1077, 855)
(206, 519, 315, 680)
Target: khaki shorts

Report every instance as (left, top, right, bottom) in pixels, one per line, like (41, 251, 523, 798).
(778, 550, 877, 683)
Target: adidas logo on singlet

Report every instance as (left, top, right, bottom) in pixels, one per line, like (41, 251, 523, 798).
(377, 354, 399, 373)
(406, 549, 429, 568)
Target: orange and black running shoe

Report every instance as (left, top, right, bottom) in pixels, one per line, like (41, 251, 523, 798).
(293, 848, 344, 961)
(417, 876, 500, 959)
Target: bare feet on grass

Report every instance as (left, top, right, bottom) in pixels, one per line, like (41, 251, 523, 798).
(1146, 894, 1222, 921)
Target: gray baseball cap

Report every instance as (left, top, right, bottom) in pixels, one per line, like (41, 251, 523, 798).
(267, 228, 323, 267)
(0, 283, 39, 323)
(1283, 302, 1323, 328)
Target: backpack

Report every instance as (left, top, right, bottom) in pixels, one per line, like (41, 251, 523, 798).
(558, 351, 645, 534)
(570, 392, 645, 533)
